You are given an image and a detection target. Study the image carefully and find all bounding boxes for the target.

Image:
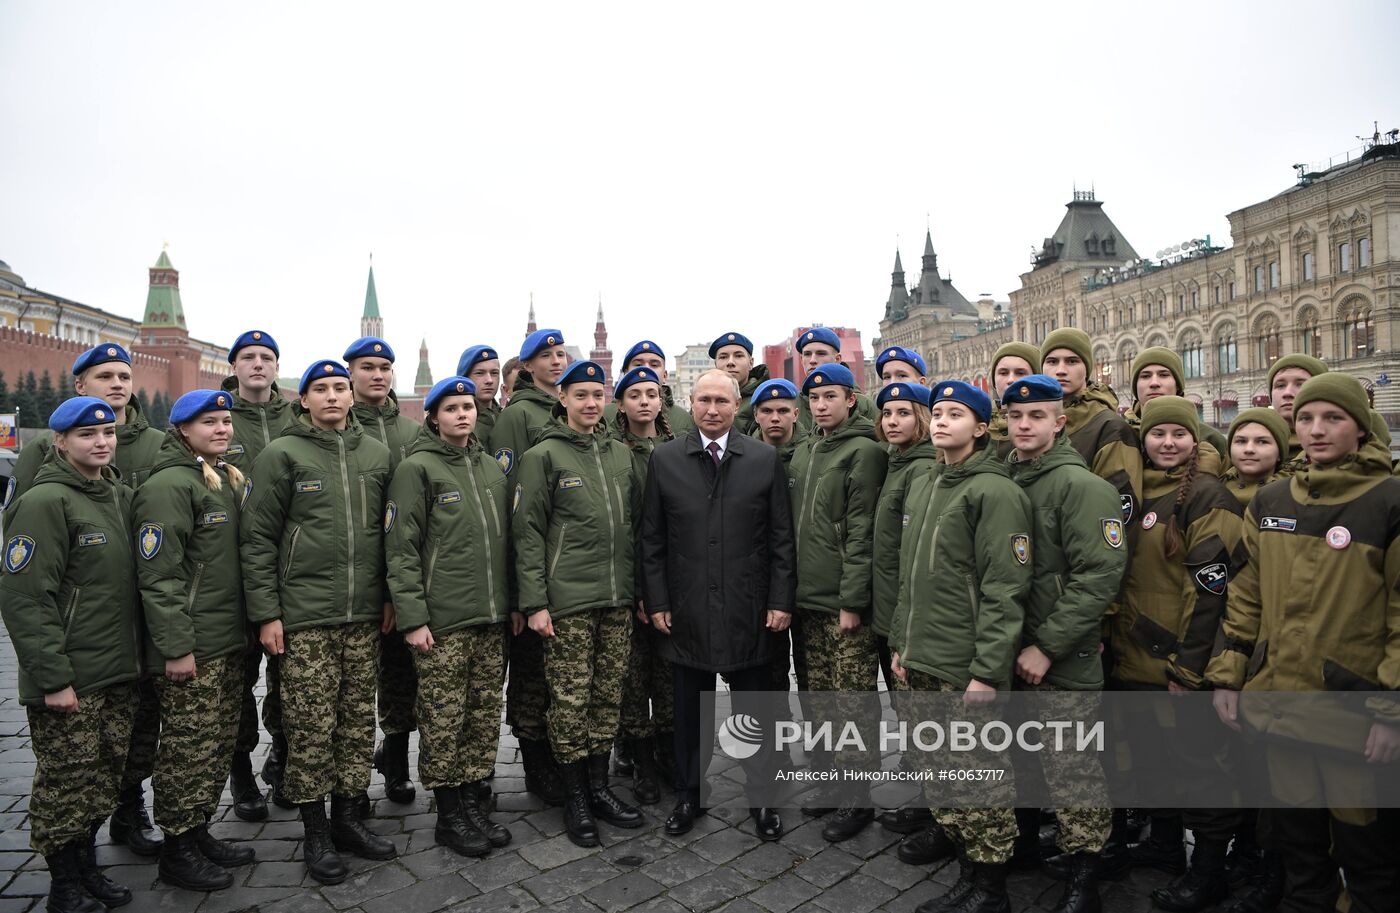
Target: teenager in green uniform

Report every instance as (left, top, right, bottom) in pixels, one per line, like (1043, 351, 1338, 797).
(889, 381, 1033, 913)
(135, 390, 258, 891)
(221, 329, 294, 821)
(987, 342, 1040, 456)
(751, 378, 807, 695)
(1109, 396, 1243, 911)
(513, 360, 644, 847)
(1209, 373, 1400, 913)
(1266, 353, 1327, 469)
(789, 363, 888, 842)
(386, 377, 512, 858)
(604, 341, 694, 435)
(711, 332, 766, 435)
(343, 336, 423, 806)
(1124, 347, 1229, 471)
(241, 360, 395, 885)
(457, 346, 502, 452)
(1, 397, 140, 913)
(796, 327, 877, 429)
(1221, 407, 1290, 507)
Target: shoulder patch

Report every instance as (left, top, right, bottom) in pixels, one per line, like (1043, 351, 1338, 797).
(1101, 518, 1123, 549)
(1011, 533, 1030, 565)
(4, 535, 35, 573)
(558, 476, 583, 490)
(1259, 516, 1297, 532)
(241, 479, 253, 507)
(1119, 493, 1135, 523)
(295, 480, 323, 493)
(384, 500, 397, 533)
(2, 476, 14, 510)
(201, 511, 229, 525)
(224, 443, 246, 456)
(495, 448, 514, 474)
(513, 484, 522, 514)
(436, 491, 462, 504)
(138, 524, 163, 560)
(1194, 562, 1228, 595)
(77, 532, 107, 547)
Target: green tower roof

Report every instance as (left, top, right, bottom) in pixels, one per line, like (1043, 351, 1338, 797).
(364, 265, 380, 318)
(414, 338, 433, 389)
(143, 248, 187, 329)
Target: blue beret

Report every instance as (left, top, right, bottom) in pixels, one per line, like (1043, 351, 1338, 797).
(343, 336, 395, 362)
(802, 363, 856, 394)
(797, 326, 842, 353)
(708, 332, 753, 359)
(72, 342, 131, 376)
(170, 389, 234, 425)
(932, 380, 992, 424)
(614, 366, 662, 399)
(298, 359, 351, 395)
(456, 345, 499, 376)
(1000, 373, 1064, 407)
(558, 360, 606, 388)
(425, 376, 478, 414)
(520, 328, 565, 362)
(228, 330, 279, 363)
(877, 382, 932, 410)
(752, 379, 799, 403)
(49, 396, 117, 432)
(622, 340, 665, 367)
(876, 345, 927, 377)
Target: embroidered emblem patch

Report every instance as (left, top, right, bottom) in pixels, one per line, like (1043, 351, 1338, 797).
(242, 479, 253, 506)
(2, 476, 15, 510)
(77, 532, 107, 547)
(201, 511, 229, 525)
(4, 536, 35, 573)
(1120, 493, 1135, 523)
(1011, 533, 1030, 565)
(225, 443, 245, 456)
(384, 501, 397, 533)
(295, 480, 323, 492)
(559, 477, 583, 490)
(138, 524, 163, 560)
(495, 448, 514, 475)
(1101, 519, 1123, 549)
(1259, 516, 1297, 531)
(513, 484, 522, 513)
(437, 491, 462, 504)
(1194, 562, 1228, 595)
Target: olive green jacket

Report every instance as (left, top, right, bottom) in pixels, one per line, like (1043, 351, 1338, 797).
(512, 420, 640, 617)
(133, 434, 247, 669)
(789, 414, 888, 618)
(219, 376, 296, 476)
(352, 391, 421, 470)
(240, 412, 391, 632)
(872, 440, 937, 638)
(603, 386, 693, 438)
(490, 373, 559, 481)
(1063, 383, 1142, 525)
(385, 426, 510, 634)
(735, 365, 771, 436)
(890, 445, 1033, 689)
(10, 401, 164, 498)
(475, 398, 502, 453)
(798, 388, 878, 432)
(1, 458, 142, 705)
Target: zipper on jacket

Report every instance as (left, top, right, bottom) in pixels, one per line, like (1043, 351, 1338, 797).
(259, 408, 270, 447)
(465, 460, 499, 622)
(1054, 574, 1065, 596)
(486, 490, 503, 537)
(187, 561, 206, 613)
(550, 522, 569, 577)
(359, 475, 368, 528)
(62, 586, 82, 634)
(425, 540, 441, 597)
(591, 438, 620, 605)
(282, 526, 302, 584)
(902, 477, 943, 667)
(337, 435, 356, 622)
(797, 447, 821, 553)
(965, 575, 979, 621)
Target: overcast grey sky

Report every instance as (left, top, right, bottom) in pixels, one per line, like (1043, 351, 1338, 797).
(3, 1, 1397, 386)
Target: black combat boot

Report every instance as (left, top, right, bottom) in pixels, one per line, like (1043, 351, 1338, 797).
(898, 823, 956, 865)
(194, 823, 255, 867)
(373, 731, 416, 804)
(561, 760, 599, 847)
(879, 806, 933, 834)
(107, 785, 163, 856)
(611, 739, 635, 777)
(1048, 852, 1102, 913)
(459, 782, 512, 847)
(519, 738, 566, 806)
(1151, 837, 1230, 912)
(44, 842, 106, 913)
(432, 786, 489, 857)
(630, 737, 660, 806)
(229, 751, 268, 822)
(299, 801, 348, 885)
(157, 828, 233, 892)
(953, 860, 1012, 913)
(914, 849, 974, 913)
(329, 794, 397, 859)
(821, 794, 874, 843)
(1224, 849, 1283, 913)
(78, 823, 131, 908)
(587, 753, 643, 827)
(1129, 815, 1187, 875)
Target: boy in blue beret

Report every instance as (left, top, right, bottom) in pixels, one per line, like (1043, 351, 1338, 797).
(711, 332, 767, 435)
(603, 340, 693, 437)
(796, 328, 878, 430)
(457, 345, 502, 451)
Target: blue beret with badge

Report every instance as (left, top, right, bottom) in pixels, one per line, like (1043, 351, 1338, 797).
(228, 329, 279, 363)
(558, 360, 606, 389)
(876, 345, 927, 377)
(49, 396, 118, 432)
(425, 376, 478, 414)
(170, 389, 234, 425)
(753, 378, 799, 402)
(877, 382, 932, 409)
(932, 380, 992, 423)
(796, 326, 841, 353)
(708, 332, 753, 359)
(298, 359, 351, 394)
(343, 336, 395, 362)
(622, 340, 665, 367)
(614, 366, 662, 398)
(801, 363, 856, 394)
(1000, 373, 1064, 407)
(456, 345, 498, 376)
(71, 342, 131, 376)
(520, 328, 565, 362)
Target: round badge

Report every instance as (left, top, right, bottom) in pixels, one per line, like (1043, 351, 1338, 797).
(813, 374, 824, 384)
(642, 342, 651, 350)
(727, 334, 736, 341)
(887, 349, 896, 358)
(106, 346, 117, 356)
(943, 386, 953, 396)
(547, 335, 556, 345)
(323, 363, 334, 373)
(252, 331, 262, 339)
(891, 386, 902, 397)
(456, 382, 465, 392)
(373, 343, 383, 352)
(1142, 511, 1158, 530)
(769, 389, 780, 397)
(95, 409, 106, 420)
(1326, 526, 1351, 549)
(586, 366, 596, 376)
(217, 395, 226, 406)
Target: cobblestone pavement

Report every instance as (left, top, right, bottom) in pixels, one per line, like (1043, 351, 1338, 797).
(0, 627, 1201, 913)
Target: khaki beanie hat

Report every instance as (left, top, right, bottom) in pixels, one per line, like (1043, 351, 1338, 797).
(1227, 407, 1290, 456)
(1129, 347, 1185, 399)
(1266, 353, 1327, 389)
(991, 341, 1042, 375)
(1040, 328, 1094, 375)
(1140, 395, 1200, 441)
(1292, 374, 1371, 439)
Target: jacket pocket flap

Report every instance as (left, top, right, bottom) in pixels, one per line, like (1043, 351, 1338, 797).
(1321, 658, 1381, 692)
(1128, 614, 1179, 658)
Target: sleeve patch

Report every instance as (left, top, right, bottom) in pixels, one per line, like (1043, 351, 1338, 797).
(1119, 493, 1135, 523)
(1194, 562, 1228, 595)
(495, 448, 514, 474)
(295, 480, 323, 493)
(138, 524, 163, 560)
(4, 535, 35, 573)
(1101, 518, 1124, 549)
(383, 501, 397, 533)
(1, 476, 14, 510)
(1011, 533, 1030, 565)
(513, 484, 522, 514)
(241, 479, 253, 507)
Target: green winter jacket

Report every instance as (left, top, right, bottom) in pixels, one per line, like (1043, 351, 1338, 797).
(735, 365, 771, 436)
(385, 426, 510, 635)
(1063, 383, 1142, 524)
(1, 457, 142, 705)
(220, 376, 296, 476)
(491, 373, 559, 481)
(603, 386, 693, 438)
(475, 398, 502, 453)
(799, 388, 879, 432)
(9, 400, 165, 498)
(872, 440, 938, 638)
(132, 434, 247, 670)
(240, 412, 392, 632)
(789, 414, 889, 618)
(890, 444, 1033, 689)
(352, 391, 421, 470)
(1008, 435, 1127, 690)
(512, 420, 640, 618)
(611, 424, 673, 493)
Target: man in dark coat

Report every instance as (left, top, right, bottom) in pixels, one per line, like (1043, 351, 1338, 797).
(641, 370, 795, 840)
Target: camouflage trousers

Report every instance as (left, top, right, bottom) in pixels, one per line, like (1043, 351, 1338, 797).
(543, 607, 630, 764)
(900, 670, 1018, 865)
(378, 628, 418, 735)
(618, 613, 674, 740)
(153, 653, 241, 836)
(27, 683, 136, 855)
(280, 622, 379, 804)
(506, 627, 549, 742)
(236, 636, 281, 754)
(1012, 682, 1111, 855)
(119, 676, 160, 791)
(412, 625, 506, 789)
(794, 609, 877, 771)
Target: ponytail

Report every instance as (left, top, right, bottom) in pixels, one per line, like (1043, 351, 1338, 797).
(171, 427, 244, 492)
(1162, 449, 1200, 559)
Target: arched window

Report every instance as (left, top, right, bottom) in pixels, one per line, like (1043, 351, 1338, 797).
(1180, 330, 1204, 379)
(1118, 344, 1138, 394)
(1255, 314, 1282, 369)
(1215, 325, 1238, 374)
(1298, 308, 1322, 357)
(1340, 299, 1373, 360)
(1094, 346, 1112, 387)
